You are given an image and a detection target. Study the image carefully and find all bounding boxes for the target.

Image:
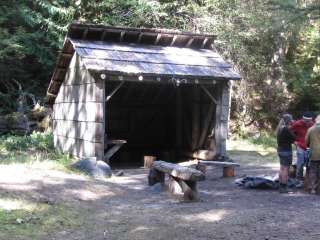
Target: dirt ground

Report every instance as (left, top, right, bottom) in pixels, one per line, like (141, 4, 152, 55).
(1, 148, 320, 240)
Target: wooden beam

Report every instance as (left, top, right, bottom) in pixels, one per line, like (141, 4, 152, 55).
(154, 33, 162, 45)
(186, 38, 194, 48)
(200, 84, 217, 104)
(170, 35, 177, 46)
(198, 102, 215, 149)
(105, 81, 125, 102)
(201, 38, 208, 48)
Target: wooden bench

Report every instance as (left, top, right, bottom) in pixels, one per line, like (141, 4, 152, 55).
(179, 160, 240, 178)
(148, 160, 205, 201)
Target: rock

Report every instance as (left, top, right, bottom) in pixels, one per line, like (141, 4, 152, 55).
(71, 158, 112, 178)
(96, 160, 112, 178)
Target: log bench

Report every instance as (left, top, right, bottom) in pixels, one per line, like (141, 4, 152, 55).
(148, 160, 205, 201)
(179, 160, 240, 178)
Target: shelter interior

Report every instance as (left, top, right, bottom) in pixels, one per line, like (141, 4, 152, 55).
(105, 80, 217, 167)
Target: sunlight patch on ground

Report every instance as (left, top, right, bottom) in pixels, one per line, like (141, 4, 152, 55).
(130, 226, 153, 233)
(183, 209, 229, 223)
(0, 198, 37, 211)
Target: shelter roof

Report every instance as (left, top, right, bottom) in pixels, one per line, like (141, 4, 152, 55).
(47, 23, 240, 103)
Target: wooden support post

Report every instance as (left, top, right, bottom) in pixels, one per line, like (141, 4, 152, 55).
(214, 82, 230, 157)
(192, 87, 200, 152)
(148, 168, 165, 186)
(179, 179, 198, 201)
(176, 87, 182, 154)
(168, 177, 198, 201)
(154, 33, 162, 45)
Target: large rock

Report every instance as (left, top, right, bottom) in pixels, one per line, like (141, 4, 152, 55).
(71, 157, 112, 178)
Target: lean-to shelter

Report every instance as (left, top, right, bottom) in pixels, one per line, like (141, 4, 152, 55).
(47, 22, 240, 167)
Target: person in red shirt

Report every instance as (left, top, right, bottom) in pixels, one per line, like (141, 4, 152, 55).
(290, 112, 314, 184)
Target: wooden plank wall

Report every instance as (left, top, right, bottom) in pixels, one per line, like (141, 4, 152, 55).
(53, 54, 105, 160)
(214, 81, 230, 157)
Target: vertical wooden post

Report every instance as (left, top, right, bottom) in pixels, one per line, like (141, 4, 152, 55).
(101, 78, 106, 161)
(192, 86, 200, 152)
(176, 87, 182, 155)
(214, 81, 230, 157)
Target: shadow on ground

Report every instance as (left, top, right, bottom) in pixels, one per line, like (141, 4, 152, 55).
(0, 150, 320, 240)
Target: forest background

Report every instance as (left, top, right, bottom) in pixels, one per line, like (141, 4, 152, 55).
(0, 0, 319, 132)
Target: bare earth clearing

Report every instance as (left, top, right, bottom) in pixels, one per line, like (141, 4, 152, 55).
(1, 143, 320, 240)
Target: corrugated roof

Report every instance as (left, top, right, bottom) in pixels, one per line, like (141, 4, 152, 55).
(46, 23, 240, 104)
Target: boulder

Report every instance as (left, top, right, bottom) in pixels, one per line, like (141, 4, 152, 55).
(71, 157, 112, 178)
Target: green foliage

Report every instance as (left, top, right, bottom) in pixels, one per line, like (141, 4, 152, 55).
(0, 0, 319, 128)
(238, 131, 277, 149)
(0, 132, 54, 152)
(0, 132, 71, 166)
(0, 203, 82, 239)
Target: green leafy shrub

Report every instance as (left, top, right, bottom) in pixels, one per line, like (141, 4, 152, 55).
(237, 131, 277, 149)
(0, 132, 54, 152)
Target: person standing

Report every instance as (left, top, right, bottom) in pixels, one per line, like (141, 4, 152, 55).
(305, 115, 320, 194)
(290, 112, 314, 186)
(276, 114, 295, 193)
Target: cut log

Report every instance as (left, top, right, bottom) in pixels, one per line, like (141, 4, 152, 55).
(179, 159, 239, 178)
(198, 160, 240, 167)
(178, 160, 207, 173)
(152, 160, 205, 182)
(223, 167, 235, 177)
(144, 155, 156, 169)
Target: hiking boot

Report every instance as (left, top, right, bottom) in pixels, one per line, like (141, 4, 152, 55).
(279, 184, 288, 193)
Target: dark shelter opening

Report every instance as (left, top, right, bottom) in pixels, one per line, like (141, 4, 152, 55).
(105, 81, 217, 168)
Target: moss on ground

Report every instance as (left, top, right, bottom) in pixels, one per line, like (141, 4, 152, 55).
(0, 200, 84, 240)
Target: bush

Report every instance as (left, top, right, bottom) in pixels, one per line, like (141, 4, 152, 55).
(0, 132, 54, 152)
(237, 131, 277, 149)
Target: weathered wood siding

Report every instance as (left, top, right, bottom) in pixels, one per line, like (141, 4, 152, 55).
(214, 81, 230, 156)
(53, 54, 105, 160)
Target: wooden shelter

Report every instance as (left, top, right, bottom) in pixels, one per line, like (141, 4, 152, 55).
(47, 22, 240, 167)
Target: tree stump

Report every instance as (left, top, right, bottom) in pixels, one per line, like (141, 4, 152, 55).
(144, 156, 156, 169)
(223, 167, 235, 178)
